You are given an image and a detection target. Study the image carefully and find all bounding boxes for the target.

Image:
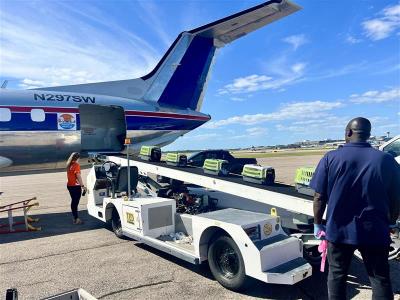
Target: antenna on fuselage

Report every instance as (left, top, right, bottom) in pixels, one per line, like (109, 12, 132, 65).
(1, 80, 8, 89)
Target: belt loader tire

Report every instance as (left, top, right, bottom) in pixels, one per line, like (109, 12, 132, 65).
(111, 209, 124, 239)
(208, 235, 249, 291)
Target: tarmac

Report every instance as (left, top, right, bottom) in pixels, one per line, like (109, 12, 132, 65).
(1, 155, 399, 299)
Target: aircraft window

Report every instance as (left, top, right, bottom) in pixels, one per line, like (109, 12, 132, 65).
(31, 109, 45, 122)
(0, 108, 11, 122)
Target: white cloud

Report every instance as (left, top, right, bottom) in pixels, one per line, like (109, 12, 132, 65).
(204, 101, 343, 129)
(246, 127, 268, 136)
(346, 35, 362, 44)
(136, 1, 173, 47)
(377, 123, 399, 129)
(218, 62, 307, 95)
(19, 79, 46, 89)
(275, 115, 398, 137)
(374, 123, 400, 136)
(182, 133, 219, 140)
(228, 128, 267, 139)
(349, 87, 400, 103)
(291, 63, 306, 74)
(218, 75, 272, 94)
(362, 4, 400, 40)
(372, 63, 400, 75)
(363, 19, 394, 40)
(305, 58, 400, 82)
(230, 97, 246, 102)
(276, 116, 348, 133)
(0, 2, 160, 88)
(282, 34, 308, 50)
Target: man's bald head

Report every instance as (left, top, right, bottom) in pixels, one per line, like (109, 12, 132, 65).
(345, 117, 371, 143)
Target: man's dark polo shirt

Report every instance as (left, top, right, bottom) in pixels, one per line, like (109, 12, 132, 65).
(310, 142, 400, 245)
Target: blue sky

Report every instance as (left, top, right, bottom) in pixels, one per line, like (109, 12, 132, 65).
(0, 0, 399, 150)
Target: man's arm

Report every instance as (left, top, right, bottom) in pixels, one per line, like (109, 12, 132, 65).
(309, 154, 329, 238)
(313, 192, 327, 225)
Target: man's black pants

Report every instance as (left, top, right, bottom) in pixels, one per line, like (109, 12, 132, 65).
(327, 241, 393, 300)
(67, 186, 81, 220)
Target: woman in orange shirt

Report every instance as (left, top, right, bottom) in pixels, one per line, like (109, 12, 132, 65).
(66, 152, 86, 224)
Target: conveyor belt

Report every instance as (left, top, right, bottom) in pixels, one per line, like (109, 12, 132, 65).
(132, 158, 313, 201)
(105, 155, 315, 216)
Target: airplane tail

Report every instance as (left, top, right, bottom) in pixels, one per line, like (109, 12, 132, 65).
(34, 0, 300, 111)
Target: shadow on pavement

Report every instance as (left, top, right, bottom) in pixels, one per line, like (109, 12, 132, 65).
(0, 210, 103, 244)
(136, 243, 313, 299)
(1, 210, 397, 298)
(134, 243, 393, 300)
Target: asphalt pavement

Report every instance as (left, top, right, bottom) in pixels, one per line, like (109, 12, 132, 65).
(1, 157, 399, 299)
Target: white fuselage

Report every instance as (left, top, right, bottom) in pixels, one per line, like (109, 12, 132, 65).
(0, 89, 210, 173)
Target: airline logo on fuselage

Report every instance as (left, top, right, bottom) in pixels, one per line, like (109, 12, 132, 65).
(57, 113, 76, 130)
(34, 93, 95, 103)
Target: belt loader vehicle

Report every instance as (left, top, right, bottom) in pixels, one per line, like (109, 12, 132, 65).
(86, 152, 400, 291)
(86, 153, 320, 291)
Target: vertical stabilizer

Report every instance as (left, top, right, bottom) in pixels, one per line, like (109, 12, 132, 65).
(34, 0, 301, 112)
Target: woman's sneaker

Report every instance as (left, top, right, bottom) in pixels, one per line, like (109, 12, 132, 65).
(73, 218, 83, 225)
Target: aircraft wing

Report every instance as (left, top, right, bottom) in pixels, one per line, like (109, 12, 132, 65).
(189, 0, 301, 46)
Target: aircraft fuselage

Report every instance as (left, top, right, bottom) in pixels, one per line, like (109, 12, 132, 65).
(0, 89, 210, 173)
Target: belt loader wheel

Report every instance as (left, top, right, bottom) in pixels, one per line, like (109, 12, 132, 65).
(111, 209, 124, 238)
(208, 235, 248, 291)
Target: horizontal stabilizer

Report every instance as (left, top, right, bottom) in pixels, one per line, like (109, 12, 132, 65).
(190, 0, 301, 46)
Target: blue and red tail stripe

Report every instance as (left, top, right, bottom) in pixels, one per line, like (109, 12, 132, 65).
(0, 105, 210, 131)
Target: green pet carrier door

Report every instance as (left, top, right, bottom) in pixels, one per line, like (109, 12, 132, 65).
(139, 146, 161, 162)
(166, 153, 187, 167)
(294, 167, 315, 196)
(242, 164, 275, 185)
(203, 159, 229, 176)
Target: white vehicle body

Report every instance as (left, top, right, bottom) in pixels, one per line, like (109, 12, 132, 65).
(86, 155, 313, 290)
(379, 135, 400, 164)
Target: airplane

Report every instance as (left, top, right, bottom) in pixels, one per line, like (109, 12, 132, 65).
(0, 0, 300, 174)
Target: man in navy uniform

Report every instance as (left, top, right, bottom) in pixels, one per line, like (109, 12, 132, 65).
(310, 117, 399, 300)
